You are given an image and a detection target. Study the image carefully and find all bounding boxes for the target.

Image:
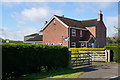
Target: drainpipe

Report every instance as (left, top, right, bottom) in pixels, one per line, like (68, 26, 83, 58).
(68, 27, 70, 48)
(86, 42, 87, 48)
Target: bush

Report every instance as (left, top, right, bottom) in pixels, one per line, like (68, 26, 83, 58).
(2, 44, 69, 80)
(105, 46, 120, 62)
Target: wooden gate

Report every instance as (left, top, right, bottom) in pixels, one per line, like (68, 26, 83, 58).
(77, 50, 110, 62)
(69, 52, 92, 67)
(69, 49, 111, 68)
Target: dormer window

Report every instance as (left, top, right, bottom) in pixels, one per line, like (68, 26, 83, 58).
(80, 30, 82, 37)
(72, 29, 76, 36)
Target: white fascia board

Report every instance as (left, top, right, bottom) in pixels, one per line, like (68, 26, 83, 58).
(92, 36, 96, 41)
(41, 15, 69, 30)
(69, 27, 87, 30)
(55, 16, 69, 28)
(41, 16, 55, 30)
(88, 37, 92, 42)
(88, 36, 96, 42)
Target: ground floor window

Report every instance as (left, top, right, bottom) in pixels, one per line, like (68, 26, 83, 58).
(71, 42, 76, 47)
(58, 43, 62, 45)
(46, 43, 54, 45)
(81, 43, 85, 48)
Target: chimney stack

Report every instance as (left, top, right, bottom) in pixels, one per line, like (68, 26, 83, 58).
(97, 10, 103, 21)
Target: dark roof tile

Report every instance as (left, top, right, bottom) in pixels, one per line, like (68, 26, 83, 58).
(55, 15, 97, 28)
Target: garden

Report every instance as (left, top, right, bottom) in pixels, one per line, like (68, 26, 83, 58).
(2, 43, 120, 80)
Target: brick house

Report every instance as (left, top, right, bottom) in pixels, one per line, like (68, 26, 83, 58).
(24, 11, 106, 48)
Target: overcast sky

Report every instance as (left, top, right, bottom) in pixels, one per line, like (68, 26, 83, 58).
(0, 1, 119, 41)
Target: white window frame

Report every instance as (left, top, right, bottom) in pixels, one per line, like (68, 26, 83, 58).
(58, 43, 62, 45)
(71, 42, 76, 47)
(81, 43, 84, 48)
(80, 30, 82, 37)
(46, 43, 54, 45)
(72, 29, 76, 36)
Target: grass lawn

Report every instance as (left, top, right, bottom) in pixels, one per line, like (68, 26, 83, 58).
(11, 68, 84, 80)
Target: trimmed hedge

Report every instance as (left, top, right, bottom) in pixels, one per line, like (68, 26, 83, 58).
(105, 46, 120, 62)
(2, 44, 69, 80)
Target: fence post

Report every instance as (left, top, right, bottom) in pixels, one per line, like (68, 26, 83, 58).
(68, 51, 72, 68)
(107, 50, 111, 62)
(105, 50, 108, 62)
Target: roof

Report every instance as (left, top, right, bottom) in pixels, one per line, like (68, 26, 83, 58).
(26, 35, 43, 41)
(25, 33, 38, 37)
(55, 15, 85, 28)
(41, 15, 98, 30)
(55, 15, 98, 28)
(81, 19, 97, 27)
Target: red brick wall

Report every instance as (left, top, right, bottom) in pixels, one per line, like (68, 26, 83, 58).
(70, 28, 91, 48)
(96, 21, 106, 48)
(43, 18, 68, 47)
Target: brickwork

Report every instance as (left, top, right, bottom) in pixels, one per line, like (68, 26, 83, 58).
(96, 21, 106, 48)
(43, 18, 68, 47)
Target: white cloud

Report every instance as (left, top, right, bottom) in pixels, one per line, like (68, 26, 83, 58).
(74, 2, 114, 15)
(13, 7, 62, 22)
(76, 2, 114, 10)
(8, 6, 63, 40)
(0, 26, 38, 40)
(105, 16, 118, 37)
(94, 2, 113, 8)
(75, 8, 85, 14)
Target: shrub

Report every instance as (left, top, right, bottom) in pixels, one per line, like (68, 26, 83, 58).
(2, 44, 69, 80)
(105, 46, 120, 62)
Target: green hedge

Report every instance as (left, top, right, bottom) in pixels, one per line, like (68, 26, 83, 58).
(105, 46, 120, 62)
(2, 44, 69, 80)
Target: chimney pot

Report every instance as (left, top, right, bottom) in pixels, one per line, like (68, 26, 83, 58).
(97, 10, 103, 21)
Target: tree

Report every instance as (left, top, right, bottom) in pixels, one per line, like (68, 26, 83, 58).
(114, 26, 120, 43)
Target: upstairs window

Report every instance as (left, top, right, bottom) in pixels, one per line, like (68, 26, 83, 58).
(72, 29, 76, 36)
(80, 30, 82, 37)
(71, 42, 76, 47)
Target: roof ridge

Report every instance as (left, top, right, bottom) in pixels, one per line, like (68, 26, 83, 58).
(81, 19, 97, 21)
(55, 15, 97, 22)
(55, 15, 81, 22)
